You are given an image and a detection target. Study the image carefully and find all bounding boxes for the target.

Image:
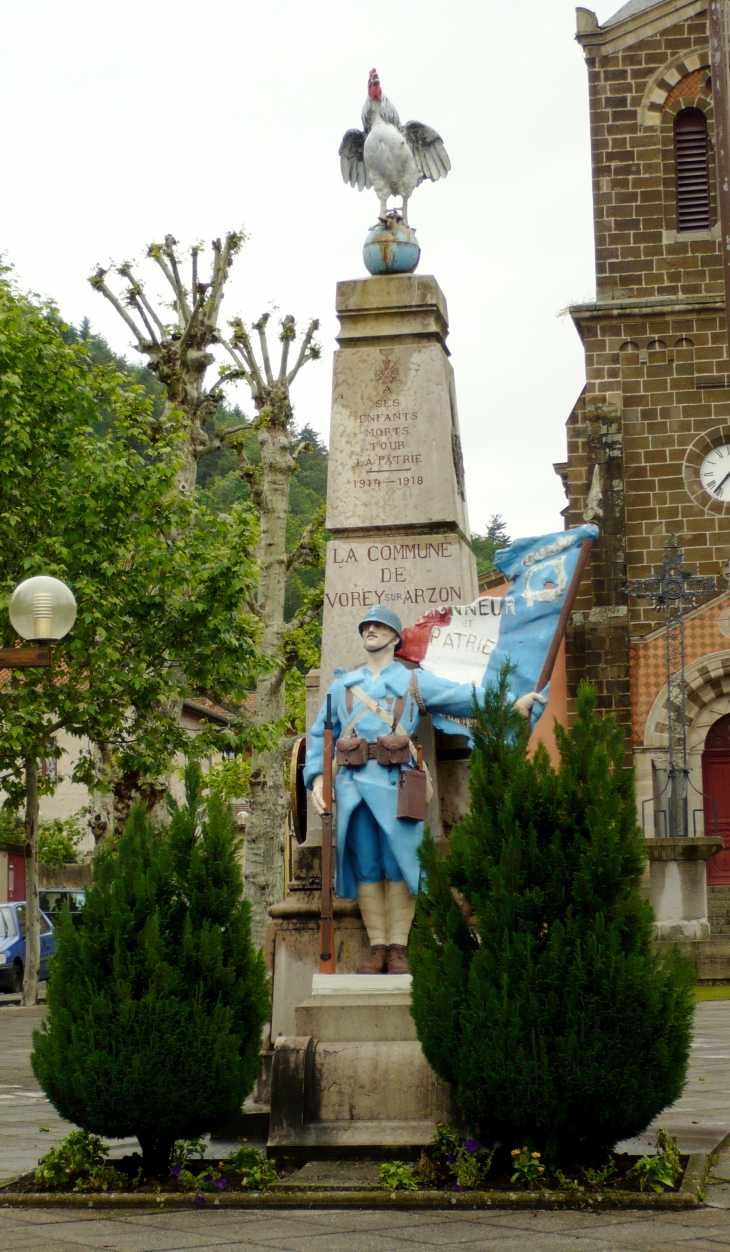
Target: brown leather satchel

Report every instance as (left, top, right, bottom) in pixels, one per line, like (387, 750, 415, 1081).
(335, 734, 369, 768)
(375, 734, 411, 766)
(397, 767, 428, 821)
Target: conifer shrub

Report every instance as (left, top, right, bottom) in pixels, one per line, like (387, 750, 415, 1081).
(32, 766, 269, 1177)
(410, 674, 694, 1166)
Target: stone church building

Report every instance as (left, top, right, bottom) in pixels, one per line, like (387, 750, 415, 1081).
(558, 0, 730, 955)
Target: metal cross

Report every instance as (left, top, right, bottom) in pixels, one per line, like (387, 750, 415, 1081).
(626, 537, 718, 836)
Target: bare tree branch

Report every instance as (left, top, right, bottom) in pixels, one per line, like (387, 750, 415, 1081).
(287, 318, 320, 385)
(229, 320, 266, 393)
(89, 270, 148, 347)
(163, 235, 192, 324)
(117, 265, 168, 339)
(254, 313, 274, 386)
(278, 315, 296, 383)
(127, 292, 160, 346)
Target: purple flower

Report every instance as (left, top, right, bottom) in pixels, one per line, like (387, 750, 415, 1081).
(493, 1141, 503, 1150)
(214, 1177, 226, 1191)
(170, 1165, 181, 1179)
(194, 1194, 206, 1206)
(453, 1183, 463, 1192)
(464, 1139, 479, 1155)
(203, 1174, 212, 1183)
(186, 1149, 194, 1157)
(447, 1152, 456, 1163)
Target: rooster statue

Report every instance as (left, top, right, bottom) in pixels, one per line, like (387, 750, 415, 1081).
(339, 70, 450, 227)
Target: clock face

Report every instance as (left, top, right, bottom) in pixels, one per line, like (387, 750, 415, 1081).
(700, 445, 730, 501)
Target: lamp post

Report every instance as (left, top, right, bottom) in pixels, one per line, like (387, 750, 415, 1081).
(2, 576, 77, 1005)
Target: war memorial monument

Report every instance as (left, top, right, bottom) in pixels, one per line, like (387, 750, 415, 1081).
(264, 70, 592, 1153)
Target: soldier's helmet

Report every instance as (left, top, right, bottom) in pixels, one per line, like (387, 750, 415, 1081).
(358, 606, 403, 647)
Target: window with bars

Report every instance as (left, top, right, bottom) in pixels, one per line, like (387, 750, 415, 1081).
(674, 107, 711, 231)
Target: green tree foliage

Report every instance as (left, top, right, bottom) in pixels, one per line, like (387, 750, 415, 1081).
(31, 765, 269, 1177)
(0, 278, 262, 826)
(471, 514, 511, 577)
(410, 674, 694, 1166)
(38, 816, 84, 867)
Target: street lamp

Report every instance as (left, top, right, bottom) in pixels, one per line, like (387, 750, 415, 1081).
(1, 575, 76, 1006)
(1, 576, 76, 668)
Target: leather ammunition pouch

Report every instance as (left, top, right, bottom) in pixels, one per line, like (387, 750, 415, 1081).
(374, 734, 411, 766)
(335, 735, 369, 768)
(397, 767, 428, 822)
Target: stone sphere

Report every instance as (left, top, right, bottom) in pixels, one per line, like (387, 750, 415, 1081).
(363, 219, 420, 275)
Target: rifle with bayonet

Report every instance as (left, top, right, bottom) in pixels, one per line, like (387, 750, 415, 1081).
(319, 694, 336, 973)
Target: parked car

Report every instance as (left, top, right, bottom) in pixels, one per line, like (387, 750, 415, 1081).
(0, 902, 56, 993)
(39, 888, 86, 929)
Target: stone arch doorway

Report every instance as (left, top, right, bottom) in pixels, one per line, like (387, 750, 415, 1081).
(702, 714, 730, 886)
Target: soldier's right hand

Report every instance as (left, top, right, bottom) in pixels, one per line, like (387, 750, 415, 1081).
(312, 775, 326, 814)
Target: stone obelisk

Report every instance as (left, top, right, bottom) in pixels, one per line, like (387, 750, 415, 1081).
(320, 273, 476, 682)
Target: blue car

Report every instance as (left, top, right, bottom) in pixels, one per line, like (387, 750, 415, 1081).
(0, 902, 56, 994)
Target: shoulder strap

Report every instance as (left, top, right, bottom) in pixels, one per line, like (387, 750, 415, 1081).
(410, 670, 427, 715)
(350, 684, 418, 765)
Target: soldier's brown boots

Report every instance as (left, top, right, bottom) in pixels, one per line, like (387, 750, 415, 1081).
(356, 945, 388, 974)
(387, 944, 409, 974)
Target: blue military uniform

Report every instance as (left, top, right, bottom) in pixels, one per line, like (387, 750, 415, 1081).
(304, 659, 480, 900)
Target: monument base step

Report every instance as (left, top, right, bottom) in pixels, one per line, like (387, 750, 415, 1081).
(268, 1123, 452, 1164)
(655, 937, 730, 981)
(268, 975, 455, 1153)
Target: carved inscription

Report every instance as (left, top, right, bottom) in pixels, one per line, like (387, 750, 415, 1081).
(352, 349, 423, 490)
(326, 540, 461, 607)
(321, 534, 476, 679)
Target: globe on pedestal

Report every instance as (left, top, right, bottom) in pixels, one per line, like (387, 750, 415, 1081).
(363, 219, 420, 276)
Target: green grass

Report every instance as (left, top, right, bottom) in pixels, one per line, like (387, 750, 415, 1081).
(694, 985, 730, 1001)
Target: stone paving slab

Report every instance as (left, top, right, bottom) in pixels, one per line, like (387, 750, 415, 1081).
(3, 1208, 730, 1251)
(705, 1143, 730, 1209)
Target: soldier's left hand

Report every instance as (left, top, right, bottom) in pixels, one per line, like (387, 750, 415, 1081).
(514, 691, 548, 719)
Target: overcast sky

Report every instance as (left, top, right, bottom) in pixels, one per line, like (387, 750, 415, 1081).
(0, 0, 626, 540)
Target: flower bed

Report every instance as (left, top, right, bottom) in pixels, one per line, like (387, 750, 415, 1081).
(376, 1126, 688, 1197)
(0, 1125, 696, 1209)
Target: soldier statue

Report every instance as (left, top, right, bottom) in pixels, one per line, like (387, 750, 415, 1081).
(305, 606, 544, 974)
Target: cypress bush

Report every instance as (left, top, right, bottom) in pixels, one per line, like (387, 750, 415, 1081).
(410, 674, 694, 1166)
(32, 765, 269, 1176)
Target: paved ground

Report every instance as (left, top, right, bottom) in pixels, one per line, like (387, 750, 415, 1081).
(2, 999, 730, 1250)
(617, 999, 730, 1156)
(4, 1206, 730, 1251)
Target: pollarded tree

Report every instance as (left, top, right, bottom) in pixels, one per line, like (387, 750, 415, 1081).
(93, 242, 324, 946)
(410, 673, 695, 1166)
(31, 766, 269, 1177)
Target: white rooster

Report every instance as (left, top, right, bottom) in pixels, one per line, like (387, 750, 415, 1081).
(339, 69, 451, 226)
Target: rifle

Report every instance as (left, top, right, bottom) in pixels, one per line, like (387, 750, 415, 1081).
(319, 694, 336, 973)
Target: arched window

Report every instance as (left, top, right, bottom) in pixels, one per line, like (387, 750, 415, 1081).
(674, 107, 711, 231)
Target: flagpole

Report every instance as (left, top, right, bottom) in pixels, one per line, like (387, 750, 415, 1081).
(535, 538, 594, 693)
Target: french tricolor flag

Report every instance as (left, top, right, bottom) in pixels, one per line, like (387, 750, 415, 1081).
(398, 524, 598, 726)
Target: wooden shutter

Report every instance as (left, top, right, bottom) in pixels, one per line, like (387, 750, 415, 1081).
(674, 107, 711, 232)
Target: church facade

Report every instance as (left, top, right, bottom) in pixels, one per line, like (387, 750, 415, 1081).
(559, 0, 730, 935)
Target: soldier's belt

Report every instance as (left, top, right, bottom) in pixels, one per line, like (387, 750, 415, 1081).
(335, 734, 411, 768)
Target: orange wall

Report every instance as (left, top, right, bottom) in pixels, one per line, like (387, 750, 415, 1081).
(480, 582, 568, 767)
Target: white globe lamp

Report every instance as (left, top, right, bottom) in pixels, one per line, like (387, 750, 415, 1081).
(8, 575, 77, 643)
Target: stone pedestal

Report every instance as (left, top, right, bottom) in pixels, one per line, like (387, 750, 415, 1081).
(268, 975, 454, 1155)
(647, 837, 723, 940)
(268, 892, 370, 1040)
